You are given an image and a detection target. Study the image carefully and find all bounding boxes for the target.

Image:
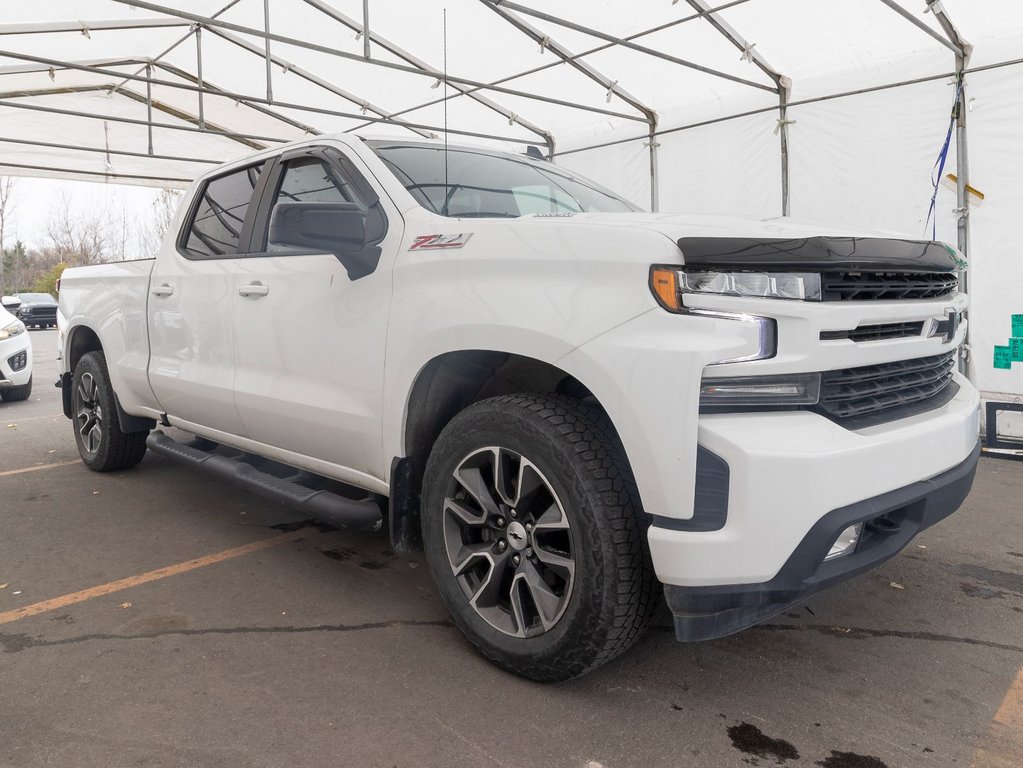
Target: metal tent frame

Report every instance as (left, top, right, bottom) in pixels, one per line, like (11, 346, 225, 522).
(0, 0, 975, 260)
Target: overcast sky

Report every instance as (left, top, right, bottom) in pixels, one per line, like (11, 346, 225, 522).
(3, 177, 164, 252)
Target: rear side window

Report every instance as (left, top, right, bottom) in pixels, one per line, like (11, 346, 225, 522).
(181, 163, 265, 258)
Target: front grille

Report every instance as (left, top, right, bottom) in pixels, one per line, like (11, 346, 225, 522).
(821, 272, 959, 301)
(817, 351, 957, 422)
(820, 321, 924, 343)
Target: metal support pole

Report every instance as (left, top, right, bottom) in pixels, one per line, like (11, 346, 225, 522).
(779, 82, 791, 216)
(145, 62, 154, 155)
(953, 57, 970, 378)
(648, 125, 659, 212)
(362, 0, 370, 59)
(195, 25, 205, 129)
(925, 0, 972, 375)
(263, 0, 272, 103)
(954, 59, 969, 263)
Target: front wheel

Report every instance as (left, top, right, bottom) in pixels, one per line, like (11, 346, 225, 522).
(421, 394, 657, 681)
(72, 352, 148, 471)
(0, 375, 32, 402)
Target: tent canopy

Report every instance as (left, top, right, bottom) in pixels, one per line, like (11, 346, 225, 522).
(2, 1, 1023, 429)
(0, 0, 1017, 194)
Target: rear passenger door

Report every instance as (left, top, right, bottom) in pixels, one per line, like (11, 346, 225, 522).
(230, 145, 400, 483)
(147, 161, 266, 436)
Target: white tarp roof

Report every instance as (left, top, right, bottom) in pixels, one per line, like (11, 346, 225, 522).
(1, 0, 1020, 188)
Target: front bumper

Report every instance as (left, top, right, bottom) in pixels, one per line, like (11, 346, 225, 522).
(663, 441, 979, 641)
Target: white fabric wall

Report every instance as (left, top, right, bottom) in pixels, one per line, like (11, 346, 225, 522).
(960, 64, 1023, 436)
(656, 111, 782, 219)
(555, 138, 651, 211)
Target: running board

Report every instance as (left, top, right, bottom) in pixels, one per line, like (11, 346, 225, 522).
(146, 431, 383, 531)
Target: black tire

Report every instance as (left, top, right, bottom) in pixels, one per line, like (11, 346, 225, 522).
(72, 351, 148, 472)
(421, 394, 657, 682)
(0, 375, 32, 402)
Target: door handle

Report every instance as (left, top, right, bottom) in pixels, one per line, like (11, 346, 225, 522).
(238, 282, 270, 298)
(151, 284, 174, 297)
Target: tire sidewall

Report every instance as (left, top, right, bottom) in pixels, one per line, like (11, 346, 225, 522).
(422, 401, 615, 673)
(72, 353, 119, 469)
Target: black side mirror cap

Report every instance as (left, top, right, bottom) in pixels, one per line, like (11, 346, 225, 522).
(269, 201, 367, 253)
(268, 201, 381, 280)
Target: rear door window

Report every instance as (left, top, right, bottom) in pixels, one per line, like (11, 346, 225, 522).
(181, 163, 265, 259)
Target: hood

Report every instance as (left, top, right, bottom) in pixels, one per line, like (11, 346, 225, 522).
(520, 212, 961, 271)
(524, 211, 913, 241)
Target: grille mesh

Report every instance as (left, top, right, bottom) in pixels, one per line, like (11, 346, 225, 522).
(820, 322, 924, 343)
(821, 272, 959, 301)
(817, 351, 957, 421)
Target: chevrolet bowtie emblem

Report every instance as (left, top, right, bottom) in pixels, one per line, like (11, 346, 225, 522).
(928, 308, 961, 344)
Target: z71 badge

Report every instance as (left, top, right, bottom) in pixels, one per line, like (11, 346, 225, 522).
(409, 233, 473, 251)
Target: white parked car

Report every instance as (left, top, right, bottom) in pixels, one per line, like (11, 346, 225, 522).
(0, 297, 33, 402)
(55, 135, 979, 680)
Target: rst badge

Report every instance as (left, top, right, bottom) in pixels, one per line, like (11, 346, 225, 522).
(409, 233, 473, 251)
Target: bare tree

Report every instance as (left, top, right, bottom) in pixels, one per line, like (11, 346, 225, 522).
(45, 193, 108, 266)
(0, 176, 15, 293)
(138, 188, 184, 254)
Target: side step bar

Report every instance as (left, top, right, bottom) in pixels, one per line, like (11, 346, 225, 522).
(146, 431, 383, 531)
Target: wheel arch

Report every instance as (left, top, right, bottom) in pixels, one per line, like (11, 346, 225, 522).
(62, 323, 154, 433)
(60, 324, 105, 419)
(66, 323, 104, 374)
(389, 349, 631, 554)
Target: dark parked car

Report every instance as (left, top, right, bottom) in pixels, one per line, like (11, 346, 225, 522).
(14, 292, 58, 329)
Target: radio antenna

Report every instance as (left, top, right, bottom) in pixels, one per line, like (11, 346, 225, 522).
(442, 8, 449, 216)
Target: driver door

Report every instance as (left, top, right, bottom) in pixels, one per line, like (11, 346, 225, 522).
(230, 145, 400, 482)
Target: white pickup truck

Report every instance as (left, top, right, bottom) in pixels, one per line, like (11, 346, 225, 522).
(57, 134, 980, 680)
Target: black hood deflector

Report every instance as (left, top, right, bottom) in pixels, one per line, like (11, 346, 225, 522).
(676, 236, 958, 272)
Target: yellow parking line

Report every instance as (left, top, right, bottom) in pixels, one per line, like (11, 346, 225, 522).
(0, 460, 80, 478)
(972, 665, 1023, 767)
(0, 528, 312, 625)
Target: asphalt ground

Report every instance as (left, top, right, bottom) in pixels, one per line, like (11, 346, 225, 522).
(1, 329, 1021, 768)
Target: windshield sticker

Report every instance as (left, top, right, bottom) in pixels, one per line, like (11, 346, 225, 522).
(532, 212, 576, 217)
(409, 233, 474, 251)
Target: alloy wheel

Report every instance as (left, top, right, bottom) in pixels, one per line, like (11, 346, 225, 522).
(75, 372, 103, 454)
(442, 446, 576, 638)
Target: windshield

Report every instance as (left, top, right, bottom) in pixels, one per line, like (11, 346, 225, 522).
(16, 293, 56, 304)
(368, 142, 638, 218)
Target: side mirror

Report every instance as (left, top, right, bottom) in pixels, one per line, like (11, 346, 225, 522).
(268, 201, 380, 280)
(1, 296, 21, 311)
(269, 202, 366, 253)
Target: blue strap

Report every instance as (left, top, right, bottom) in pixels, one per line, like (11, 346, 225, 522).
(925, 79, 963, 241)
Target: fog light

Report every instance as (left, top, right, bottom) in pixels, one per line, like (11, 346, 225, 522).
(824, 523, 863, 562)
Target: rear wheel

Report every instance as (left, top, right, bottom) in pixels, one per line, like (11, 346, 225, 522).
(0, 375, 32, 402)
(421, 394, 657, 681)
(72, 352, 148, 471)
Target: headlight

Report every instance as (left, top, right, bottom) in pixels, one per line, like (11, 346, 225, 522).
(0, 320, 26, 340)
(700, 373, 821, 406)
(650, 267, 777, 363)
(651, 267, 821, 310)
